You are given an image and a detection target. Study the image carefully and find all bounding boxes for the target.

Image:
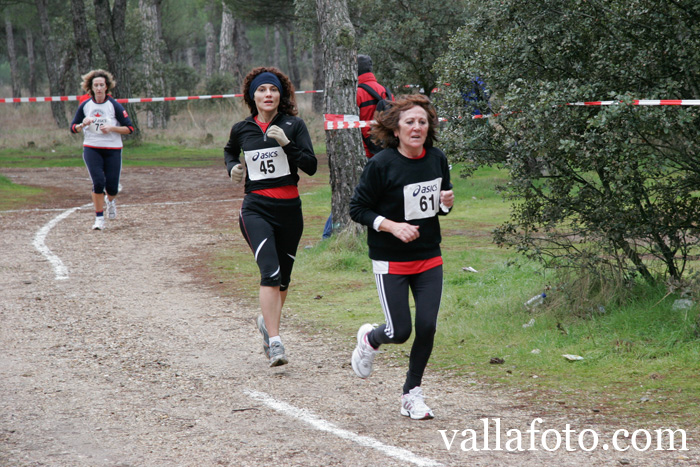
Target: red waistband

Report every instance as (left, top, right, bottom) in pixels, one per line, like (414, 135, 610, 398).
(251, 185, 299, 199)
(388, 256, 443, 275)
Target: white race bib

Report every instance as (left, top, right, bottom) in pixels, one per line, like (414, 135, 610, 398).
(88, 117, 108, 133)
(244, 146, 292, 181)
(403, 177, 442, 220)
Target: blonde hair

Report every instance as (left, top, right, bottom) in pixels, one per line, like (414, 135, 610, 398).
(80, 69, 116, 97)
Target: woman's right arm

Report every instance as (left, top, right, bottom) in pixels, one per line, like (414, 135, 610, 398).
(350, 159, 384, 227)
(70, 105, 86, 133)
(224, 125, 242, 174)
(350, 158, 420, 243)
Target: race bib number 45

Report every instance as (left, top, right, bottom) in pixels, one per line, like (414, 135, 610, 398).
(244, 146, 291, 181)
(403, 177, 442, 220)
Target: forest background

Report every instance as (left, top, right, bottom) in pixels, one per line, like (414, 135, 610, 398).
(1, 0, 700, 430)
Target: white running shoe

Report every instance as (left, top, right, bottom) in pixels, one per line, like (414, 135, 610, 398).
(401, 387, 434, 420)
(351, 323, 377, 378)
(92, 216, 105, 230)
(106, 199, 117, 219)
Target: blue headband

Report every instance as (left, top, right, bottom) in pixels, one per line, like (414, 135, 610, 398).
(249, 72, 284, 99)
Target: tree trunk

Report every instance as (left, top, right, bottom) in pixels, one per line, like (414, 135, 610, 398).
(264, 27, 272, 65)
(26, 29, 37, 96)
(58, 51, 76, 101)
(35, 0, 68, 127)
(205, 21, 217, 77)
(70, 0, 93, 75)
(612, 235, 656, 285)
(219, 2, 234, 74)
(4, 14, 21, 106)
(139, 0, 167, 129)
(283, 26, 300, 89)
(273, 26, 281, 68)
(315, 0, 364, 234)
(232, 18, 251, 87)
(93, 0, 140, 136)
(185, 47, 198, 69)
(312, 40, 324, 113)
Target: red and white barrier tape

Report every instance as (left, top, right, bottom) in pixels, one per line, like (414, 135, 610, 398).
(0, 90, 324, 104)
(325, 114, 458, 130)
(568, 99, 700, 106)
(3, 91, 698, 108)
(325, 99, 700, 129)
(324, 114, 365, 129)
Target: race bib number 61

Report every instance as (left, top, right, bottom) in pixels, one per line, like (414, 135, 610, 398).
(403, 177, 442, 221)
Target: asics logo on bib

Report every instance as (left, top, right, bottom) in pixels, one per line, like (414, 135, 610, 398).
(412, 182, 439, 197)
(252, 149, 280, 161)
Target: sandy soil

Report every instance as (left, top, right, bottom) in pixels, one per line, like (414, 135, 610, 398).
(1, 164, 697, 467)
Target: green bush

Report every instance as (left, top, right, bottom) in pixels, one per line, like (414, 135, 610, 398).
(436, 0, 700, 285)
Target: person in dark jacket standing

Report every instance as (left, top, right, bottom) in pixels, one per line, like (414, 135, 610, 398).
(70, 69, 135, 230)
(349, 94, 454, 420)
(224, 66, 317, 367)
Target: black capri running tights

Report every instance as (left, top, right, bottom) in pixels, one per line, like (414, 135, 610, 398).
(368, 265, 443, 394)
(238, 193, 303, 291)
(83, 147, 122, 196)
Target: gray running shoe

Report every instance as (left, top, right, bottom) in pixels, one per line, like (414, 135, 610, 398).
(106, 199, 117, 219)
(268, 341, 288, 367)
(256, 315, 270, 359)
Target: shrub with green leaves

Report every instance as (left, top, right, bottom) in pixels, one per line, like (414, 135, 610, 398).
(435, 0, 700, 285)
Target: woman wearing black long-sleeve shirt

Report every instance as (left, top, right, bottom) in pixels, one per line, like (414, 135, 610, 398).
(224, 67, 317, 367)
(349, 94, 454, 420)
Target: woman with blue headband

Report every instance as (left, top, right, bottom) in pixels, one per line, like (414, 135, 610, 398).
(224, 66, 317, 367)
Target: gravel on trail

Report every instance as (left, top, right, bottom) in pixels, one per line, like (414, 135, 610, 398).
(1, 165, 697, 466)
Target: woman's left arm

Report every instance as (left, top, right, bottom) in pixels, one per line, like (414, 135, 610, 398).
(440, 190, 454, 210)
(111, 99, 135, 134)
(284, 119, 317, 176)
(438, 149, 454, 214)
(100, 125, 133, 135)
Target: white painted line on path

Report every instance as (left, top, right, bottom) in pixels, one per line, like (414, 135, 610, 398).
(244, 389, 443, 467)
(24, 198, 243, 281)
(32, 204, 90, 280)
(5, 198, 243, 214)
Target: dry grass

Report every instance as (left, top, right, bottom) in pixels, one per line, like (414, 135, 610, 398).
(0, 84, 326, 150)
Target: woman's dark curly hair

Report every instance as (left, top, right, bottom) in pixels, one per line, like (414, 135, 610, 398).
(80, 69, 116, 98)
(242, 66, 298, 116)
(369, 93, 439, 150)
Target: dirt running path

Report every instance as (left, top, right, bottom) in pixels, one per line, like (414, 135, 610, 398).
(1, 165, 697, 466)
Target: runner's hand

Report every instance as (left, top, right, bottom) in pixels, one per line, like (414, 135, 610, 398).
(267, 125, 290, 146)
(379, 219, 419, 243)
(230, 164, 244, 184)
(440, 190, 454, 209)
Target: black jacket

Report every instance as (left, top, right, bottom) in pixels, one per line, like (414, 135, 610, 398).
(350, 147, 452, 261)
(224, 113, 317, 193)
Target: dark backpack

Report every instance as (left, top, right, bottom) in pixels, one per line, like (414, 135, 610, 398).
(358, 83, 393, 155)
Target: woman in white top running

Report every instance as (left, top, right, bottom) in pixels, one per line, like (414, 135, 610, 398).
(70, 69, 135, 230)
